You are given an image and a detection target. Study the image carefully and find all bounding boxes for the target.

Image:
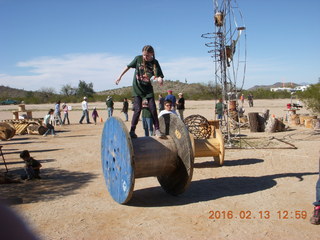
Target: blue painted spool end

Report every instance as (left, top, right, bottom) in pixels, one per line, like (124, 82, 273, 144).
(101, 117, 134, 204)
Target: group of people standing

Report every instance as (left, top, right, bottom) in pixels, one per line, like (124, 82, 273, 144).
(158, 91, 185, 120)
(239, 93, 254, 107)
(215, 93, 254, 120)
(140, 90, 185, 137)
(42, 101, 72, 136)
(103, 90, 185, 138)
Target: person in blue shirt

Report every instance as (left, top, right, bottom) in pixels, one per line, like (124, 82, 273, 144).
(54, 100, 63, 125)
(164, 90, 176, 110)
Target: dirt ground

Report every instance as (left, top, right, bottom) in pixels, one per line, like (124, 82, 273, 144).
(0, 99, 319, 240)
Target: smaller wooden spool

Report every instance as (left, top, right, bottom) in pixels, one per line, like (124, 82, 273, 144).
(190, 129, 225, 166)
(101, 115, 194, 204)
(0, 123, 16, 140)
(312, 119, 320, 129)
(305, 119, 313, 129)
(289, 114, 300, 126)
(27, 124, 47, 135)
(299, 115, 316, 126)
(184, 115, 225, 166)
(190, 128, 225, 166)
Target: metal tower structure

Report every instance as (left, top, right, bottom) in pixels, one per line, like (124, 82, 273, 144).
(202, 0, 247, 145)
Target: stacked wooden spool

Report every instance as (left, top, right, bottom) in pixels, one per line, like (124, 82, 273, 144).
(299, 115, 317, 128)
(287, 114, 319, 129)
(289, 114, 300, 126)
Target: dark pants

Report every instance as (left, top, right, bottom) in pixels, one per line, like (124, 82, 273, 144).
(80, 110, 90, 123)
(315, 177, 320, 206)
(131, 96, 159, 132)
(63, 112, 70, 124)
(44, 123, 55, 136)
(24, 166, 40, 179)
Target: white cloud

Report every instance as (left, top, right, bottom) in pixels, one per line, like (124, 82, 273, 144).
(2, 53, 310, 93)
(0, 53, 134, 92)
(0, 53, 217, 92)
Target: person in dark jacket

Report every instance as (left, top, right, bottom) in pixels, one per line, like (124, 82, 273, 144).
(176, 92, 185, 120)
(121, 98, 129, 121)
(20, 150, 42, 180)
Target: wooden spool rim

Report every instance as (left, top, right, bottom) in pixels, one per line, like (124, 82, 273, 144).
(158, 114, 194, 195)
(101, 117, 135, 204)
(213, 128, 225, 166)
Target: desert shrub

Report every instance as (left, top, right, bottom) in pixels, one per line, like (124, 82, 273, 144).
(296, 84, 320, 114)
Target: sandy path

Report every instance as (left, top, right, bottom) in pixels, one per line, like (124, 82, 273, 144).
(0, 99, 319, 239)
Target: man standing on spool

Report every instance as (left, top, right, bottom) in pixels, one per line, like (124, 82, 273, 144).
(115, 45, 164, 138)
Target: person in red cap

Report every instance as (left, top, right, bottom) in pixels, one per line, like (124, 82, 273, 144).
(164, 90, 176, 110)
(115, 45, 164, 138)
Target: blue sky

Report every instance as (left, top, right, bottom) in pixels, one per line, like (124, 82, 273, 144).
(0, 0, 319, 92)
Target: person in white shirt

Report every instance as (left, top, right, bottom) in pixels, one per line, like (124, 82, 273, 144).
(158, 100, 178, 118)
(43, 109, 56, 136)
(79, 97, 91, 124)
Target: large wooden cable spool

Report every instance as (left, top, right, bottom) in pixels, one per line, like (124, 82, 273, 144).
(101, 115, 194, 204)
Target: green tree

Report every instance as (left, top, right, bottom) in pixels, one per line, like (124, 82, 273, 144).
(296, 83, 320, 114)
(38, 87, 56, 103)
(76, 80, 95, 97)
(60, 84, 77, 96)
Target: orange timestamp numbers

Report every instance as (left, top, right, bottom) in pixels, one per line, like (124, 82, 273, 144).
(208, 210, 307, 220)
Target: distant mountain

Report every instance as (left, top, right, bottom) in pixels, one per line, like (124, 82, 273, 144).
(1, 81, 209, 99)
(1, 81, 313, 100)
(0, 85, 33, 98)
(247, 82, 301, 91)
(98, 80, 209, 96)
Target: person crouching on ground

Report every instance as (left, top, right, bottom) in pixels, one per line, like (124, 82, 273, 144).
(43, 109, 56, 136)
(20, 150, 42, 180)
